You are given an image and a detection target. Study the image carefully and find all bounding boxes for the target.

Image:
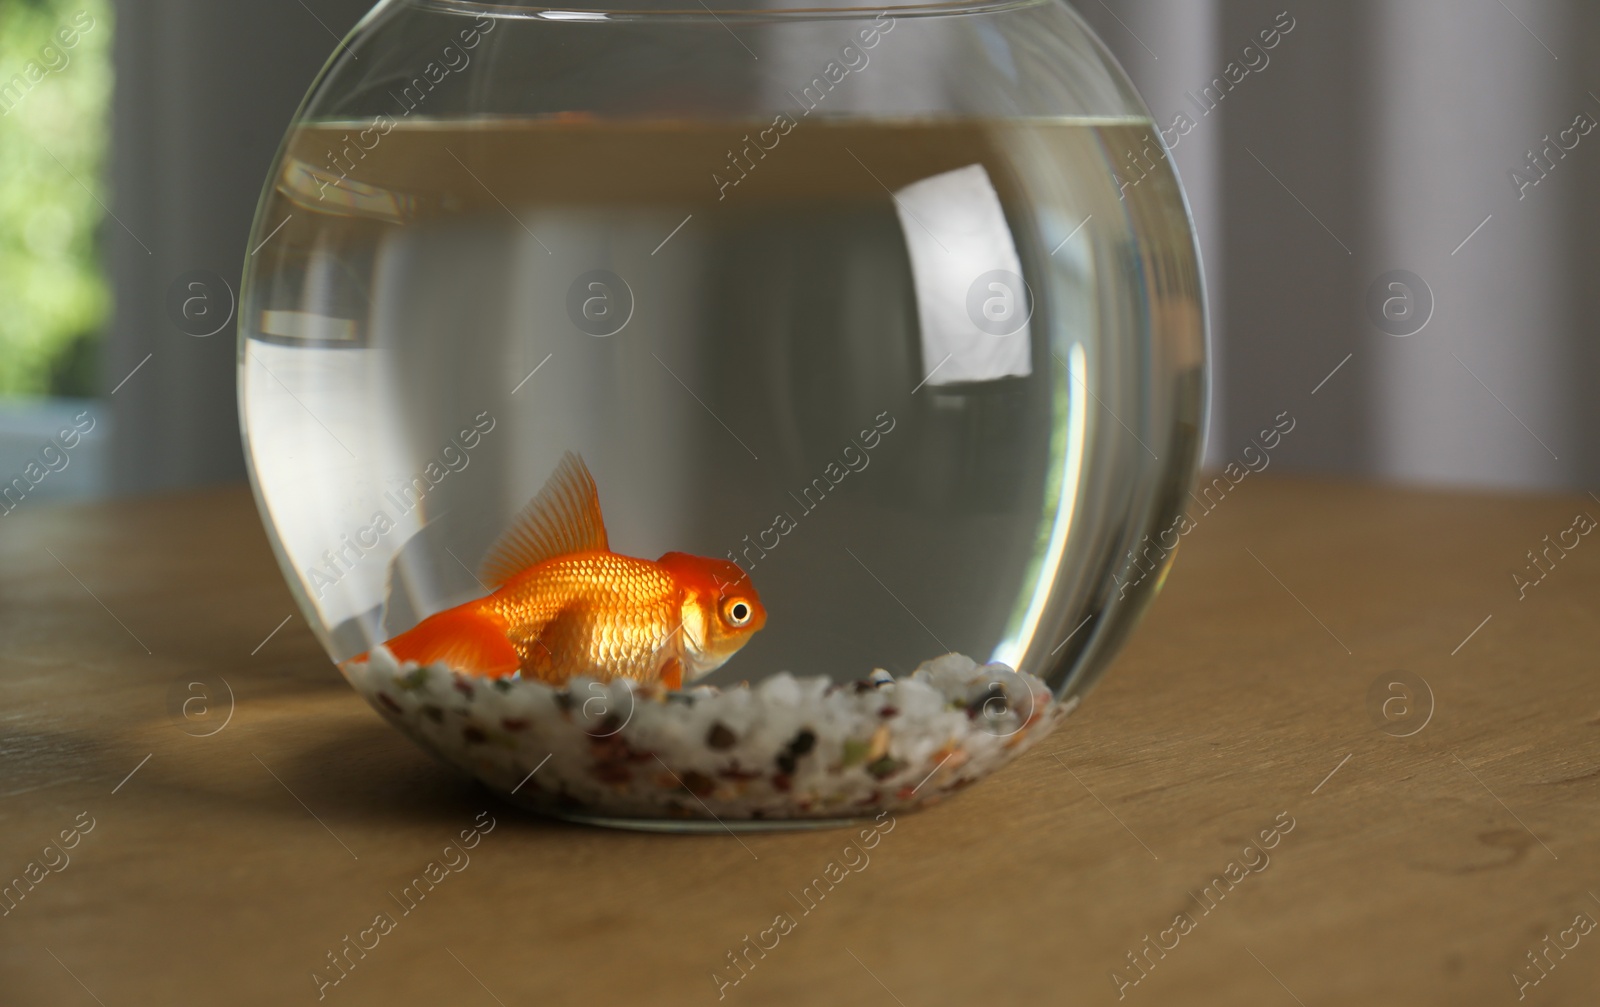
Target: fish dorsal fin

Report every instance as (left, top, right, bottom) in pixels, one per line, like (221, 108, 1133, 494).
(479, 452, 610, 587)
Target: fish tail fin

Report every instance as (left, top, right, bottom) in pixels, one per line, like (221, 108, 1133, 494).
(383, 604, 522, 679)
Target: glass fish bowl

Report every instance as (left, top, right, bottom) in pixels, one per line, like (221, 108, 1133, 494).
(238, 0, 1206, 831)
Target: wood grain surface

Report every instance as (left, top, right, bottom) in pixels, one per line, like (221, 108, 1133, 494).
(1, 477, 1597, 1006)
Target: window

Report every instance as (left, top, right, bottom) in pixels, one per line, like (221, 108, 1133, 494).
(0, 0, 112, 397)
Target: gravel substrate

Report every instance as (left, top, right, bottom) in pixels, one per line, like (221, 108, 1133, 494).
(342, 649, 1074, 823)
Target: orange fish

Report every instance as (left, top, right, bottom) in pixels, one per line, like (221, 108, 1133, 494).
(360, 452, 765, 689)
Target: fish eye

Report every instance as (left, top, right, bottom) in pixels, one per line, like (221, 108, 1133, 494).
(725, 600, 752, 626)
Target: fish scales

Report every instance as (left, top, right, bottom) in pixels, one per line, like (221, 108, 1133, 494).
(487, 553, 681, 682)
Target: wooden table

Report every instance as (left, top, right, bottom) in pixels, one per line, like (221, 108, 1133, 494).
(1, 477, 1597, 1006)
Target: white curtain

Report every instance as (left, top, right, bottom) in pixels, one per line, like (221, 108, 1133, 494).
(1088, 0, 1596, 490)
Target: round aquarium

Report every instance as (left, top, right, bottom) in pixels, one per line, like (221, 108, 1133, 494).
(238, 0, 1206, 830)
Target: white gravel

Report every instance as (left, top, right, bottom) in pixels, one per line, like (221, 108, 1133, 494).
(343, 649, 1074, 824)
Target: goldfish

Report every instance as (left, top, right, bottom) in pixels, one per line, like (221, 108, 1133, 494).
(359, 452, 766, 689)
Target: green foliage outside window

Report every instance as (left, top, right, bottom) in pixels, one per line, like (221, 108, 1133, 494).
(0, 0, 111, 397)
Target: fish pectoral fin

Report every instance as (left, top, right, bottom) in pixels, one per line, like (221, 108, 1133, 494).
(383, 605, 521, 679)
(659, 657, 684, 691)
(520, 604, 594, 683)
(479, 451, 611, 588)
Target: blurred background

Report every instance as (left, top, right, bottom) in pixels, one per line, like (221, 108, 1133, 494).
(2, 0, 1597, 505)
